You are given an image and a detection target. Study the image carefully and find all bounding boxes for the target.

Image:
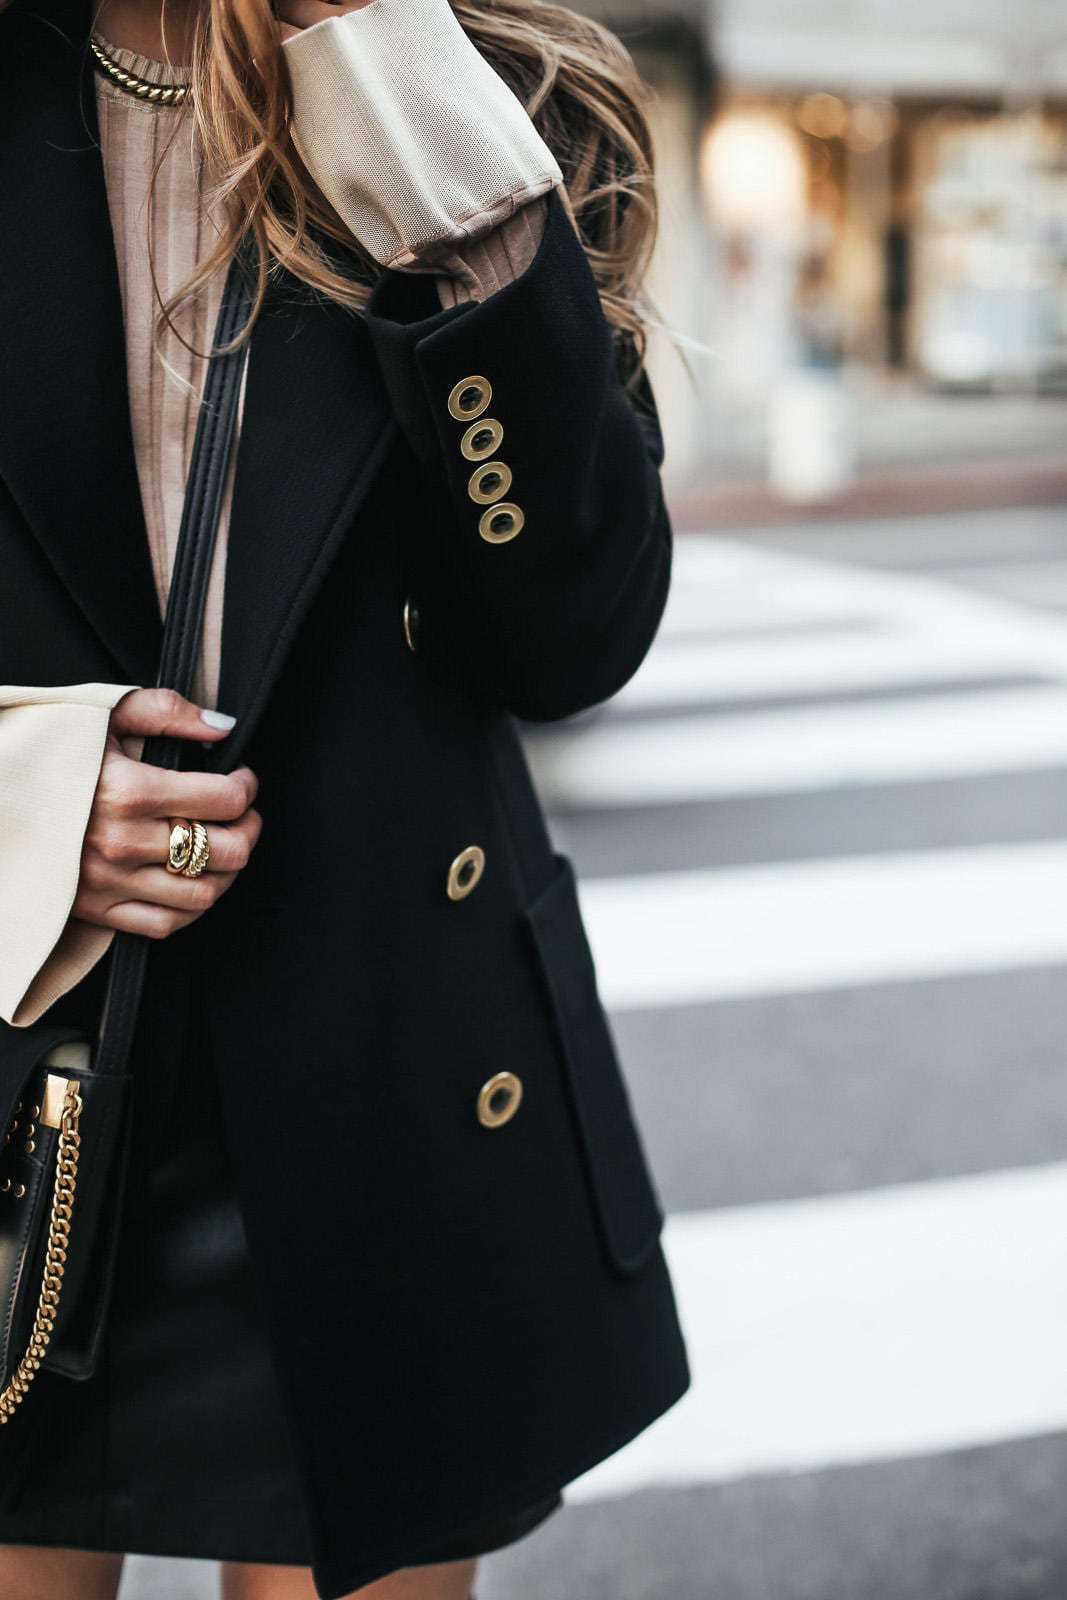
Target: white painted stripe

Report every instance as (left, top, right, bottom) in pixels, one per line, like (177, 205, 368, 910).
(659, 543, 899, 640)
(658, 585, 885, 641)
(623, 534, 1067, 710)
(569, 1163, 1067, 1501)
(580, 842, 1067, 1010)
(950, 560, 1067, 611)
(614, 627, 1038, 710)
(721, 506, 1067, 570)
(528, 685, 1067, 807)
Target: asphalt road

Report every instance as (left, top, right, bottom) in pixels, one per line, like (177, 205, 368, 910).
(119, 502, 1067, 1600)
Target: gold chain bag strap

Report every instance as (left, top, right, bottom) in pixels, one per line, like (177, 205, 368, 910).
(0, 1075, 83, 1420)
(0, 243, 254, 1424)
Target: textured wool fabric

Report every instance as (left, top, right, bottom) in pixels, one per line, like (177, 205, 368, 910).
(2, 22, 550, 1028)
(282, 0, 563, 267)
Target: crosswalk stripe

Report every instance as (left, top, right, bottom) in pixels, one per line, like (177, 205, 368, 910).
(528, 684, 1067, 807)
(734, 506, 1067, 571)
(569, 1162, 1067, 1502)
(659, 546, 896, 640)
(658, 591, 886, 642)
(621, 533, 1067, 711)
(613, 627, 1043, 710)
(942, 560, 1067, 612)
(580, 842, 1067, 1009)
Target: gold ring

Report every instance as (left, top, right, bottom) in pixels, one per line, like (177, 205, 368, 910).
(166, 818, 210, 877)
(184, 820, 211, 878)
(166, 819, 193, 874)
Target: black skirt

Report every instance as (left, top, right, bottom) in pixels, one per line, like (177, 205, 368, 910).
(0, 940, 560, 1569)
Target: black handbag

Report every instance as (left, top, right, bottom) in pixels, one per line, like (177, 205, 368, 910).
(0, 243, 255, 1423)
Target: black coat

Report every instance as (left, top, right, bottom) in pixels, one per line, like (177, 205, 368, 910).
(0, 1, 690, 1593)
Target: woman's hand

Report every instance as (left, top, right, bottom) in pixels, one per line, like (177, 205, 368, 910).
(72, 688, 262, 941)
(275, 0, 375, 44)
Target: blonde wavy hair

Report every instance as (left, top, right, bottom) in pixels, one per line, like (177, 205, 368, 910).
(142, 0, 659, 383)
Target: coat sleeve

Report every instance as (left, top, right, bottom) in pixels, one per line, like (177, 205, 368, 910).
(0, 682, 136, 1027)
(362, 184, 672, 723)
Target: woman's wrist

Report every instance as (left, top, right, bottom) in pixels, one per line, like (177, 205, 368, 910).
(275, 0, 373, 46)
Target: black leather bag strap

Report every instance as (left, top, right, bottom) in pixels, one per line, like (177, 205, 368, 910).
(94, 243, 256, 1076)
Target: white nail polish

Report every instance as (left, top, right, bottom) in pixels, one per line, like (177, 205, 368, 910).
(200, 709, 237, 730)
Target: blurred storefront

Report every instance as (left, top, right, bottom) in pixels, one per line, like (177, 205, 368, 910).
(579, 0, 716, 481)
(587, 0, 1067, 491)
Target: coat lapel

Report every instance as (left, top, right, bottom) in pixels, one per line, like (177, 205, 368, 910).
(213, 283, 397, 766)
(0, 0, 162, 685)
(0, 0, 398, 730)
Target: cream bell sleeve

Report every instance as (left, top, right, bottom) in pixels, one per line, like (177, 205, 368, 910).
(281, 0, 561, 303)
(0, 683, 139, 1028)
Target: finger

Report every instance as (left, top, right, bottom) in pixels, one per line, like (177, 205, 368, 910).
(84, 901, 202, 941)
(110, 687, 236, 744)
(124, 864, 240, 914)
(276, 0, 346, 31)
(115, 763, 259, 822)
(82, 809, 262, 884)
(153, 810, 261, 875)
(111, 687, 237, 744)
(74, 862, 239, 920)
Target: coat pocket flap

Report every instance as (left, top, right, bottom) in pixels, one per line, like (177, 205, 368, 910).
(523, 853, 664, 1274)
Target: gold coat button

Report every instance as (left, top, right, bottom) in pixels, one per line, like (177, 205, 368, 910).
(402, 595, 421, 652)
(461, 418, 504, 461)
(468, 461, 513, 505)
(447, 844, 485, 900)
(478, 502, 524, 544)
(448, 376, 492, 421)
(477, 1071, 523, 1128)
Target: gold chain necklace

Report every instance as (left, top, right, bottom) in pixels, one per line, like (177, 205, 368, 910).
(89, 33, 190, 106)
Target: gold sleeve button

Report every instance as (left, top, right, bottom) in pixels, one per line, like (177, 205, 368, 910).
(477, 1071, 523, 1128)
(468, 462, 513, 505)
(448, 376, 492, 421)
(447, 844, 485, 900)
(478, 503, 524, 544)
(461, 419, 503, 461)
